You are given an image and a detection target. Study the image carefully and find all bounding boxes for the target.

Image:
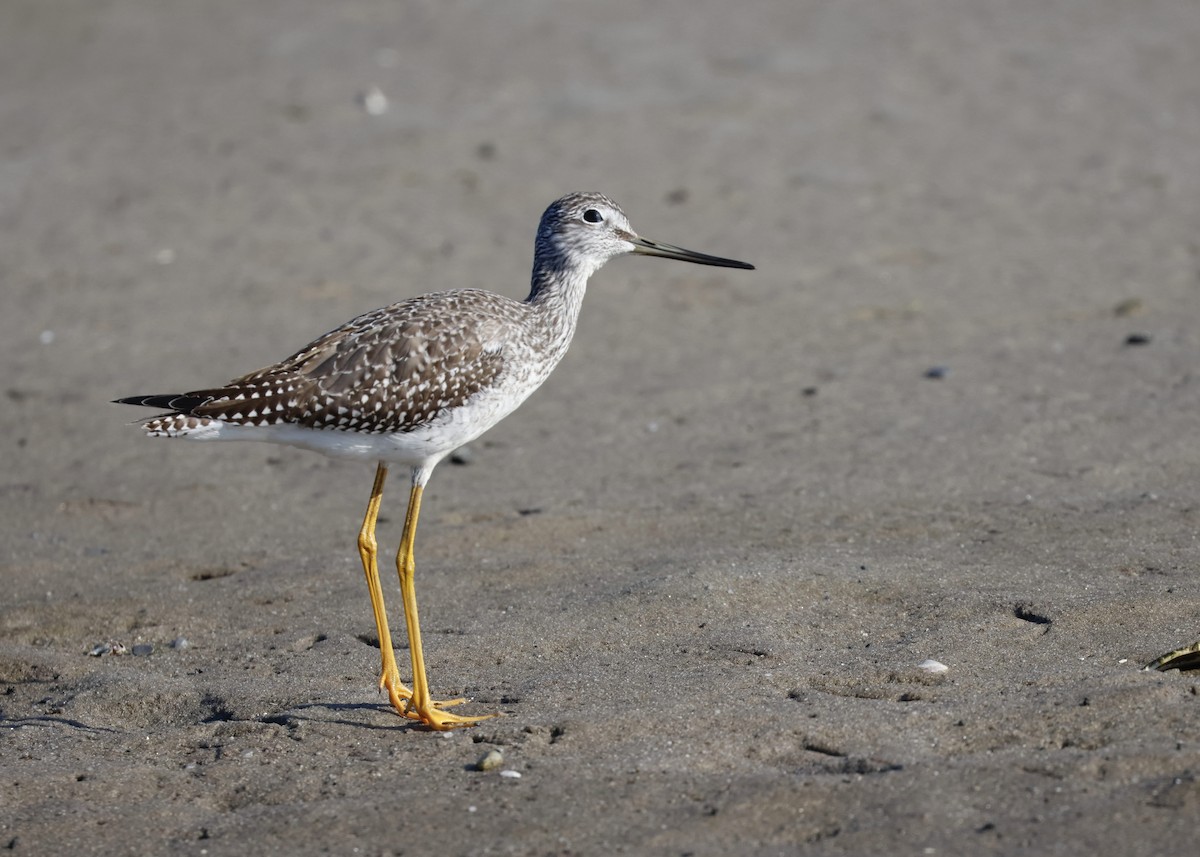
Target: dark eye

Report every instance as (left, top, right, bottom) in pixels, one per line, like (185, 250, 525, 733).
(582, 208, 603, 224)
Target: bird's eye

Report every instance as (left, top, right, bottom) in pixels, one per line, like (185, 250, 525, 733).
(582, 208, 603, 224)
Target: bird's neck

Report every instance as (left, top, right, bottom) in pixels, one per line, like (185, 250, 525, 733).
(526, 258, 591, 317)
(524, 257, 593, 356)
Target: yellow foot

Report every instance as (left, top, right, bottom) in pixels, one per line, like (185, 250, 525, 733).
(379, 669, 413, 703)
(380, 671, 480, 727)
(401, 697, 499, 731)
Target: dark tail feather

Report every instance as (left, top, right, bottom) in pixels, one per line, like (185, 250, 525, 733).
(113, 393, 207, 411)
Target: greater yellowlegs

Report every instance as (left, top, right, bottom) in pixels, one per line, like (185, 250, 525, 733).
(116, 192, 754, 730)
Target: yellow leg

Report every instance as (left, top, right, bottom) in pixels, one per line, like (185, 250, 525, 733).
(396, 481, 497, 730)
(357, 463, 414, 711)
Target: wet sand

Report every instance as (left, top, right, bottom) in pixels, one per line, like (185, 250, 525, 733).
(2, 1, 1199, 853)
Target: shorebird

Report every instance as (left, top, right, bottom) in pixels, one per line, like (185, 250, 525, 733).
(116, 192, 754, 730)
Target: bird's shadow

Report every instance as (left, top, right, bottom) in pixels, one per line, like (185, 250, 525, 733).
(258, 701, 445, 732)
(0, 715, 119, 733)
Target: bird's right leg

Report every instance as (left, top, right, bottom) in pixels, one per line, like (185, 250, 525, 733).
(358, 462, 415, 710)
(358, 462, 467, 718)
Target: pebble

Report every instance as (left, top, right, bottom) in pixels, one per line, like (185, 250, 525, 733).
(475, 748, 503, 771)
(132, 643, 154, 656)
(171, 637, 190, 650)
(1113, 297, 1143, 317)
(498, 769, 522, 779)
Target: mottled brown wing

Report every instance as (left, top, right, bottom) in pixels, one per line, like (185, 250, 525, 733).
(184, 293, 513, 433)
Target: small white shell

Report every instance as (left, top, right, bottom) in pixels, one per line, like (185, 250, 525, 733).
(359, 86, 389, 116)
(917, 658, 949, 673)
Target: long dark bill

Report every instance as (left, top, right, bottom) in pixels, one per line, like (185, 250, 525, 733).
(627, 235, 755, 270)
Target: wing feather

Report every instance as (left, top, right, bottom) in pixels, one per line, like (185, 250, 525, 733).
(176, 291, 519, 433)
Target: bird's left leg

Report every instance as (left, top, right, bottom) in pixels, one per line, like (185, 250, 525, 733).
(356, 462, 415, 711)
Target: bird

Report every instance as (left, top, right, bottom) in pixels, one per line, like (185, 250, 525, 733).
(115, 192, 754, 730)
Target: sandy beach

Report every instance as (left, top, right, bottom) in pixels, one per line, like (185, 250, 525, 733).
(2, 1, 1199, 853)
